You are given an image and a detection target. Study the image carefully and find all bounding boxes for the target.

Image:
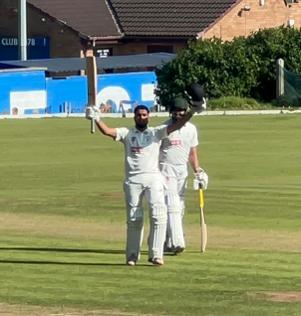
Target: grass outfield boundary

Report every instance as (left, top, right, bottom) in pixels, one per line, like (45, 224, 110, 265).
(0, 108, 301, 119)
(0, 115, 300, 315)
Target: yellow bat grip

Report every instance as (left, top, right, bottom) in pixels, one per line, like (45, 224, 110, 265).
(199, 189, 204, 209)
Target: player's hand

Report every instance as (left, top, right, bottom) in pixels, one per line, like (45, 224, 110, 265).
(85, 106, 100, 120)
(195, 168, 209, 190)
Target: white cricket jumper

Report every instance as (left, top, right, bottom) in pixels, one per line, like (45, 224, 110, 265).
(115, 125, 168, 262)
(159, 120, 199, 250)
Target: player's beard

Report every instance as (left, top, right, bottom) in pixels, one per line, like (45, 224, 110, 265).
(135, 118, 148, 130)
(136, 121, 148, 129)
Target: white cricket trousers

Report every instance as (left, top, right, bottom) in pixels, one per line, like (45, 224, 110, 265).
(160, 164, 188, 249)
(123, 175, 167, 261)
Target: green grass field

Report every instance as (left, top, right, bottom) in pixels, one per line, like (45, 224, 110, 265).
(0, 114, 300, 315)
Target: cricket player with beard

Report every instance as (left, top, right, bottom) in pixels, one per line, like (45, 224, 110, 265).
(86, 103, 203, 266)
(159, 96, 209, 254)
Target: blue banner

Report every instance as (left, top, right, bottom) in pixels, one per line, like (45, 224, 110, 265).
(0, 69, 157, 115)
(0, 37, 50, 60)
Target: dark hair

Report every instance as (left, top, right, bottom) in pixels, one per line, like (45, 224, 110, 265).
(134, 104, 150, 114)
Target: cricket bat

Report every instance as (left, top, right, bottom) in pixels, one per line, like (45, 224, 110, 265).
(199, 187, 207, 253)
(85, 55, 98, 133)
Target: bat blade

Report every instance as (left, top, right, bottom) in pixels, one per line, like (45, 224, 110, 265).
(85, 55, 97, 134)
(200, 208, 207, 253)
(199, 189, 207, 253)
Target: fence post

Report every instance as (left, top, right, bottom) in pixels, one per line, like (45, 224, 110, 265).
(276, 58, 284, 99)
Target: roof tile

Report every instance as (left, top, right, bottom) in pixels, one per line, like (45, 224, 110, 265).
(109, 0, 238, 37)
(27, 0, 238, 39)
(27, 0, 121, 38)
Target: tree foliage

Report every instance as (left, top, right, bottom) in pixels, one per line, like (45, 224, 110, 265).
(156, 26, 301, 107)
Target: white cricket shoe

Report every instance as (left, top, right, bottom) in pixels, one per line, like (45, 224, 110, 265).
(148, 258, 164, 266)
(127, 260, 136, 266)
(126, 254, 137, 266)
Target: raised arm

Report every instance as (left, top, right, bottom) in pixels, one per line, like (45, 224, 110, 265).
(86, 106, 117, 139)
(166, 111, 193, 135)
(95, 118, 117, 139)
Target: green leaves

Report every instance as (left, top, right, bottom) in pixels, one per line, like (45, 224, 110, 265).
(156, 26, 301, 105)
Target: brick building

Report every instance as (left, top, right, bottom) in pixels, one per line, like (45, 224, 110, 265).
(203, 0, 301, 40)
(0, 0, 300, 60)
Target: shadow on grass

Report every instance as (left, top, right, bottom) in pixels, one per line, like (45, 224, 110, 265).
(0, 259, 129, 266)
(0, 247, 125, 254)
(0, 247, 153, 267)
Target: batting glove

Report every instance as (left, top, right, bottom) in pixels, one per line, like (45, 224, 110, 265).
(85, 106, 101, 121)
(194, 168, 209, 190)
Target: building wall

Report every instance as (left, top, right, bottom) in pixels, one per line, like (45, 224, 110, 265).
(0, 0, 186, 59)
(1, 0, 300, 59)
(27, 8, 83, 57)
(0, 0, 83, 59)
(0, 0, 19, 37)
(203, 0, 301, 40)
(94, 41, 187, 57)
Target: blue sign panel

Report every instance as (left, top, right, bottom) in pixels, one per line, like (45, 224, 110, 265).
(97, 72, 157, 113)
(0, 69, 157, 115)
(0, 70, 47, 115)
(0, 37, 50, 60)
(46, 71, 157, 114)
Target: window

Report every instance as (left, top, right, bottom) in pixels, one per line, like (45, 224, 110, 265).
(96, 48, 112, 58)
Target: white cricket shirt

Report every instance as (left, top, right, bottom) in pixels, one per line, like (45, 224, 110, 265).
(116, 125, 167, 180)
(159, 120, 198, 166)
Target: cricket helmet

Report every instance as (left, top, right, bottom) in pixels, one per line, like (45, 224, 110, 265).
(169, 96, 190, 112)
(185, 83, 205, 106)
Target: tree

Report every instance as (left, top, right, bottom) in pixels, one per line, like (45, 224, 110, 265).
(156, 26, 301, 107)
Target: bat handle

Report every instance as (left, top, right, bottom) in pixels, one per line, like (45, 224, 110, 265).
(199, 188, 204, 209)
(90, 118, 95, 134)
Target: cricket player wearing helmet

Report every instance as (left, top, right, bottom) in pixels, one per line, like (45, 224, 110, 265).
(86, 104, 196, 266)
(159, 90, 208, 254)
